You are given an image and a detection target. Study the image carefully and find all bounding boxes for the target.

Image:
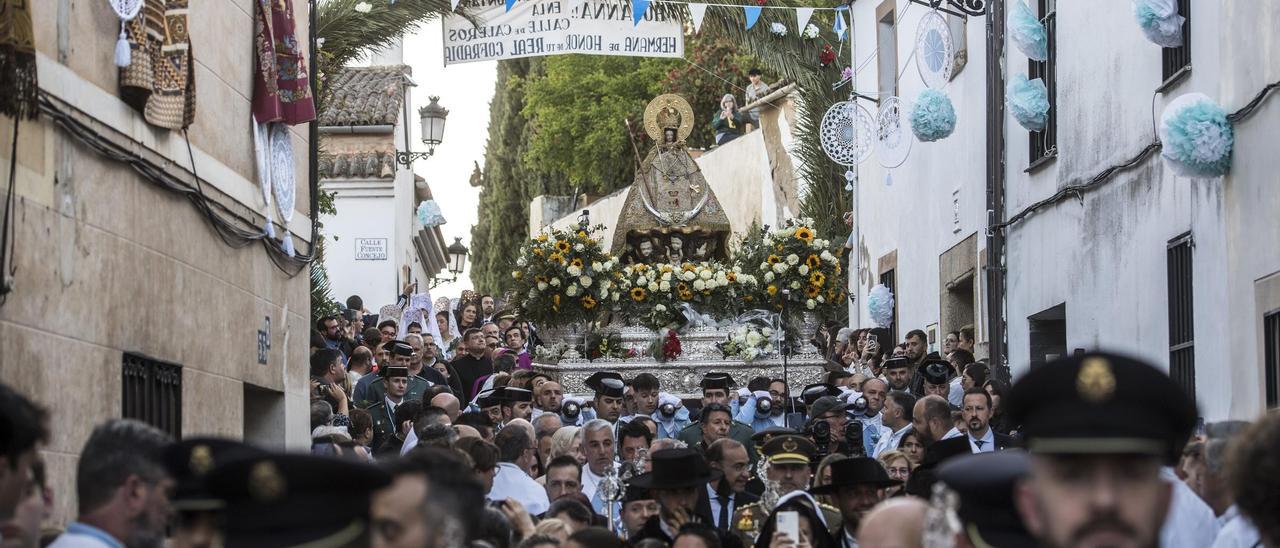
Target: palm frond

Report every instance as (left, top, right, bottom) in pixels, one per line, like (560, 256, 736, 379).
(317, 0, 461, 70)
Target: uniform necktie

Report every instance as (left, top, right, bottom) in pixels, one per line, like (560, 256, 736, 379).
(974, 439, 986, 449)
(717, 493, 731, 530)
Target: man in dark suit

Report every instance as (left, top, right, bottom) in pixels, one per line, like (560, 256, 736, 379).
(697, 439, 759, 531)
(906, 389, 1015, 497)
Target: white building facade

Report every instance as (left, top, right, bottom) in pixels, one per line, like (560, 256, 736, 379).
(846, 0, 1280, 420)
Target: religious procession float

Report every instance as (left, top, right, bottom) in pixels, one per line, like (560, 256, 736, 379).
(511, 94, 850, 397)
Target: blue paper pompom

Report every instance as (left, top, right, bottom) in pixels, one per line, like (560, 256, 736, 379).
(1007, 74, 1050, 131)
(1009, 1, 1048, 61)
(1159, 93, 1233, 178)
(868, 284, 894, 328)
(909, 89, 956, 142)
(416, 200, 447, 227)
(1133, 0, 1184, 47)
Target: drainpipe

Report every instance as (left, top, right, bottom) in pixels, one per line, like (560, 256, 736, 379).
(984, 0, 1008, 367)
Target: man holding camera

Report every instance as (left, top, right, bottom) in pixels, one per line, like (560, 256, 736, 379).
(805, 396, 866, 459)
(736, 378, 792, 433)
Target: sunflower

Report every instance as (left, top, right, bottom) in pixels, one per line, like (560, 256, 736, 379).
(555, 240, 570, 253)
(677, 282, 689, 293)
(726, 272, 737, 282)
(679, 290, 693, 301)
(534, 248, 544, 256)
(805, 285, 821, 298)
(630, 287, 647, 301)
(548, 252, 565, 264)
(767, 285, 778, 295)
(805, 254, 821, 269)
(767, 255, 781, 265)
(794, 227, 814, 243)
(581, 295, 597, 309)
(682, 263, 696, 272)
(570, 257, 584, 269)
(537, 234, 548, 242)
(810, 272, 826, 287)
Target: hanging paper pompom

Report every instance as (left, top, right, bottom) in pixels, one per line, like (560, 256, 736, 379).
(416, 200, 447, 227)
(909, 89, 956, 142)
(1159, 93, 1233, 178)
(1009, 1, 1048, 61)
(868, 284, 895, 328)
(1007, 74, 1050, 131)
(802, 23, 819, 40)
(769, 22, 787, 36)
(1133, 0, 1184, 47)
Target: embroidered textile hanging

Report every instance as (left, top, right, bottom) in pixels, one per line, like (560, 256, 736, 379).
(0, 0, 38, 119)
(119, 0, 196, 129)
(253, 0, 315, 125)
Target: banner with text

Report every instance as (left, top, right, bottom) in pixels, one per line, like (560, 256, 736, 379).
(443, 0, 684, 65)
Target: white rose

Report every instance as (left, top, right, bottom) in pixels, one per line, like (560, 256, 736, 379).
(648, 281, 659, 292)
(661, 272, 672, 281)
(612, 292, 620, 301)
(746, 348, 760, 360)
(580, 276, 593, 287)
(550, 277, 561, 287)
(786, 254, 799, 265)
(636, 277, 646, 286)
(806, 299, 817, 309)
(798, 265, 810, 275)
(623, 266, 634, 275)
(575, 243, 585, 252)
(566, 284, 580, 297)
(600, 288, 610, 299)
(659, 281, 671, 291)
(817, 295, 825, 303)
(772, 263, 787, 274)
(763, 237, 774, 246)
(683, 271, 697, 281)
(517, 256, 527, 266)
(821, 251, 835, 262)
(764, 272, 775, 282)
(647, 270, 657, 281)
(699, 270, 713, 281)
(693, 280, 706, 291)
(762, 327, 774, 337)
(655, 304, 667, 312)
(746, 332, 763, 346)
(591, 261, 602, 272)
(790, 281, 802, 290)
(537, 282, 548, 291)
(567, 265, 582, 277)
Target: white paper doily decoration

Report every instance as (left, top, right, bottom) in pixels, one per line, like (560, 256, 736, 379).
(876, 96, 913, 168)
(915, 10, 954, 89)
(268, 124, 297, 231)
(820, 100, 875, 167)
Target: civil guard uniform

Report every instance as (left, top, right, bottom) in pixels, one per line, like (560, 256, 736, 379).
(584, 371, 627, 424)
(731, 434, 842, 545)
(365, 365, 410, 447)
(359, 340, 431, 407)
(163, 438, 268, 547)
(934, 450, 1036, 548)
(677, 373, 758, 463)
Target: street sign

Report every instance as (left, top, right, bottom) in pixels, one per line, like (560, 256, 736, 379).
(355, 238, 388, 261)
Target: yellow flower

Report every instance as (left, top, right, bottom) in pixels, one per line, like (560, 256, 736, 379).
(795, 227, 814, 242)
(548, 252, 565, 264)
(537, 234, 548, 242)
(535, 275, 549, 283)
(577, 230, 588, 238)
(810, 272, 826, 287)
(630, 287, 647, 301)
(570, 257, 584, 268)
(555, 240, 570, 253)
(805, 285, 821, 298)
(513, 271, 523, 280)
(744, 295, 754, 302)
(805, 254, 821, 269)
(767, 255, 781, 265)
(679, 290, 693, 301)
(677, 282, 689, 293)
(682, 263, 696, 272)
(767, 285, 778, 296)
(581, 295, 597, 309)
(726, 272, 737, 282)
(552, 294, 561, 310)
(534, 248, 544, 256)
(834, 264, 842, 275)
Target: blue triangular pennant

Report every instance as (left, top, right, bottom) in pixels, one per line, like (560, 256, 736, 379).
(833, 7, 848, 40)
(744, 6, 763, 30)
(506, 0, 516, 11)
(633, 0, 650, 26)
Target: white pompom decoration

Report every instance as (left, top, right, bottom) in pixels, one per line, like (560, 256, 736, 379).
(868, 283, 895, 328)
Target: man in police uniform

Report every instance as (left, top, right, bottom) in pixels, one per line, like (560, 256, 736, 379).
(499, 386, 535, 423)
(163, 438, 267, 548)
(365, 366, 413, 449)
(359, 340, 432, 407)
(585, 371, 627, 423)
(731, 434, 841, 545)
(1007, 352, 1197, 548)
(475, 389, 504, 429)
(678, 373, 758, 464)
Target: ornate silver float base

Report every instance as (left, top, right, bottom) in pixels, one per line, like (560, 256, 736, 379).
(534, 357, 829, 399)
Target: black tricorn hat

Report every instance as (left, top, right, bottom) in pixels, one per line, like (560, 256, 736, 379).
(799, 383, 840, 406)
(164, 438, 267, 511)
(700, 372, 736, 391)
(628, 447, 722, 490)
(936, 450, 1036, 548)
(882, 357, 911, 370)
(498, 386, 533, 403)
(208, 454, 391, 548)
(387, 340, 414, 357)
(585, 371, 625, 398)
(921, 359, 953, 385)
(476, 389, 501, 408)
(809, 456, 901, 494)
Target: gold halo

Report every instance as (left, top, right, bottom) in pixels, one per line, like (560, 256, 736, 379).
(643, 94, 695, 142)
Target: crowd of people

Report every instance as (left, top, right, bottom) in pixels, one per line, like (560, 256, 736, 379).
(1, 288, 1279, 548)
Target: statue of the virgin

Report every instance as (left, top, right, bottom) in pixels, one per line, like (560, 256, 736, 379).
(611, 94, 732, 264)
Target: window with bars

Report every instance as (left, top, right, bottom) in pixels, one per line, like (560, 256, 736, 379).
(1028, 0, 1057, 166)
(122, 353, 183, 439)
(1167, 234, 1195, 401)
(881, 269, 897, 344)
(1265, 310, 1280, 408)
(1161, 0, 1192, 87)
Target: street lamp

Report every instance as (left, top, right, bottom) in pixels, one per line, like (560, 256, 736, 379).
(397, 96, 449, 167)
(446, 237, 469, 277)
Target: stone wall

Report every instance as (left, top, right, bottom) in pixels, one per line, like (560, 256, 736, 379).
(0, 0, 314, 525)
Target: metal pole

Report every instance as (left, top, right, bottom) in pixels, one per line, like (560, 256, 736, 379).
(984, 0, 1008, 368)
(848, 0, 861, 330)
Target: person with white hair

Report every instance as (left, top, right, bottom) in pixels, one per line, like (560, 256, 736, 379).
(711, 94, 744, 145)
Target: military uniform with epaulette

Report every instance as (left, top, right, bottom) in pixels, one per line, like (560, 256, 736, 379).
(361, 366, 411, 450)
(678, 372, 760, 464)
(357, 340, 431, 408)
(730, 434, 842, 546)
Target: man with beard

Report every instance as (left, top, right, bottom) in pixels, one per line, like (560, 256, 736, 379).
(475, 390, 505, 429)
(871, 391, 915, 458)
(736, 377, 789, 432)
(48, 420, 173, 548)
(902, 395, 958, 497)
(628, 448, 722, 545)
(923, 388, 1013, 457)
(499, 387, 535, 423)
(810, 457, 901, 548)
(533, 381, 564, 420)
(480, 294, 498, 323)
(1008, 352, 1197, 548)
(370, 448, 483, 548)
(882, 357, 914, 393)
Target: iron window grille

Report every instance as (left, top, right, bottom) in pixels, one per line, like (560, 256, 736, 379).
(1160, 0, 1192, 87)
(122, 353, 183, 440)
(1028, 0, 1057, 166)
(1265, 309, 1280, 409)
(1166, 234, 1195, 402)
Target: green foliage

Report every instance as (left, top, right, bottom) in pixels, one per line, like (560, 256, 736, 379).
(311, 238, 342, 323)
(656, 35, 756, 149)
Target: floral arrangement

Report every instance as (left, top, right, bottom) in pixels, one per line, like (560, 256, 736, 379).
(649, 328, 683, 362)
(801, 23, 819, 40)
(1133, 0, 1184, 48)
(534, 343, 570, 363)
(612, 261, 760, 330)
(1009, 0, 1048, 61)
(511, 225, 617, 328)
(585, 332, 636, 360)
(819, 44, 836, 67)
(769, 22, 787, 37)
(719, 324, 775, 362)
(910, 88, 957, 142)
(1007, 74, 1050, 131)
(745, 217, 846, 321)
(1159, 93, 1233, 178)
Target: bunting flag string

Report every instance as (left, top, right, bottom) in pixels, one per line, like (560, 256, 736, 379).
(633, 0, 651, 26)
(688, 3, 708, 32)
(795, 7, 815, 34)
(451, 0, 462, 10)
(743, 6, 763, 30)
(505, 0, 517, 11)
(833, 6, 848, 40)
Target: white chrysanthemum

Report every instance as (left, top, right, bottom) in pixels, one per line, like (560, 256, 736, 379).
(550, 277, 561, 287)
(693, 280, 706, 291)
(786, 254, 799, 265)
(746, 331, 764, 346)
(580, 276, 593, 287)
(567, 265, 582, 277)
(537, 282, 548, 291)
(764, 272, 775, 283)
(762, 327, 774, 337)
(566, 284, 580, 297)
(699, 270, 713, 280)
(798, 265, 810, 276)
(806, 299, 817, 309)
(821, 251, 835, 262)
